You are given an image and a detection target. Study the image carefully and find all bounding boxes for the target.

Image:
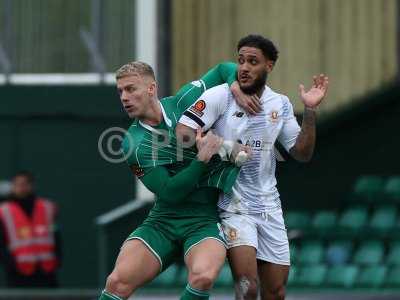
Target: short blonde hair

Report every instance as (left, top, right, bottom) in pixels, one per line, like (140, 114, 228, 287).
(115, 61, 155, 80)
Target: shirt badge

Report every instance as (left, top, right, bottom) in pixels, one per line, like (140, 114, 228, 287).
(228, 228, 238, 241)
(133, 166, 145, 178)
(270, 111, 279, 122)
(189, 100, 206, 117)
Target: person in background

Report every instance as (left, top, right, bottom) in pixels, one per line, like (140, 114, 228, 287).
(0, 171, 61, 288)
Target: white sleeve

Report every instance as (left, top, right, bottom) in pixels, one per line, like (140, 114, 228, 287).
(178, 85, 228, 131)
(277, 96, 301, 152)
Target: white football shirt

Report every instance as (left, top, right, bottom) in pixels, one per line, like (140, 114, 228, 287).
(179, 83, 301, 214)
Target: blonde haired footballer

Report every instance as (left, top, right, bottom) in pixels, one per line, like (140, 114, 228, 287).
(99, 61, 255, 300)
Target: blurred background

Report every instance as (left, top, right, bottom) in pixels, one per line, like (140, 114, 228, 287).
(0, 0, 399, 299)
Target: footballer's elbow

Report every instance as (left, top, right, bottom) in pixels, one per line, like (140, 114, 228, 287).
(290, 147, 314, 163)
(297, 155, 313, 163)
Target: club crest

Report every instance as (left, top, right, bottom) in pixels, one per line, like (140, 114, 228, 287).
(270, 111, 279, 122)
(228, 228, 238, 241)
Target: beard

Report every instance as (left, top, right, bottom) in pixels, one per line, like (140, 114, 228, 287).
(237, 70, 268, 95)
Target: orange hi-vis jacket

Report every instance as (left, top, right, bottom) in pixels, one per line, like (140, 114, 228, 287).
(0, 198, 58, 276)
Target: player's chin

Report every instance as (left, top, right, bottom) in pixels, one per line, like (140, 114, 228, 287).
(239, 78, 253, 87)
(239, 82, 256, 94)
(127, 111, 137, 119)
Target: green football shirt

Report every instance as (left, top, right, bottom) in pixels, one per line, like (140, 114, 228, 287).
(122, 62, 239, 217)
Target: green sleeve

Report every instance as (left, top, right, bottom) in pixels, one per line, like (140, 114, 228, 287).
(200, 61, 237, 89)
(174, 61, 237, 112)
(139, 159, 207, 203)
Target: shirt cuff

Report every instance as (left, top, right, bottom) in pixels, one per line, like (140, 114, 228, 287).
(191, 159, 208, 171)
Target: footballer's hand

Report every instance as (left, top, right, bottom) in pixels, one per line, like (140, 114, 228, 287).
(196, 128, 223, 163)
(299, 74, 329, 109)
(230, 142, 252, 165)
(230, 81, 262, 115)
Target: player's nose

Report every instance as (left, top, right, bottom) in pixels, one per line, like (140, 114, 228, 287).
(239, 68, 250, 78)
(120, 90, 129, 102)
(240, 63, 251, 73)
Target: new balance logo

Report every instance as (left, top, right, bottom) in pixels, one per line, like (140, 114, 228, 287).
(232, 111, 244, 118)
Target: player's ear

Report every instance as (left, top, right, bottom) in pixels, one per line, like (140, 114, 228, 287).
(147, 81, 157, 97)
(266, 60, 274, 73)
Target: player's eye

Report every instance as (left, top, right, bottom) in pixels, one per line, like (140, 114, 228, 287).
(238, 57, 245, 64)
(250, 59, 258, 65)
(127, 86, 136, 93)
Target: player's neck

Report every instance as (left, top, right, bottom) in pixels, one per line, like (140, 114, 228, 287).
(256, 86, 265, 98)
(140, 99, 163, 126)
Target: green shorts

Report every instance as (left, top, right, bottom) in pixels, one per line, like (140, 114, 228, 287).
(126, 216, 226, 272)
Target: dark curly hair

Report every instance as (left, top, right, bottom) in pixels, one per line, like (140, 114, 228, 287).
(237, 34, 279, 64)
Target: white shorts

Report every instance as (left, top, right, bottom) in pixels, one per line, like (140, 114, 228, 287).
(220, 208, 290, 265)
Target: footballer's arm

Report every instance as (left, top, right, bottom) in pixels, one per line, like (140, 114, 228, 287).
(289, 74, 329, 162)
(132, 130, 222, 203)
(289, 108, 316, 162)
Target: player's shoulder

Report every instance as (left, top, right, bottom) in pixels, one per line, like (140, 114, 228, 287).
(264, 85, 292, 107)
(264, 87, 297, 121)
(264, 85, 288, 101)
(201, 83, 230, 100)
(159, 96, 175, 113)
(160, 96, 174, 103)
(206, 83, 230, 93)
